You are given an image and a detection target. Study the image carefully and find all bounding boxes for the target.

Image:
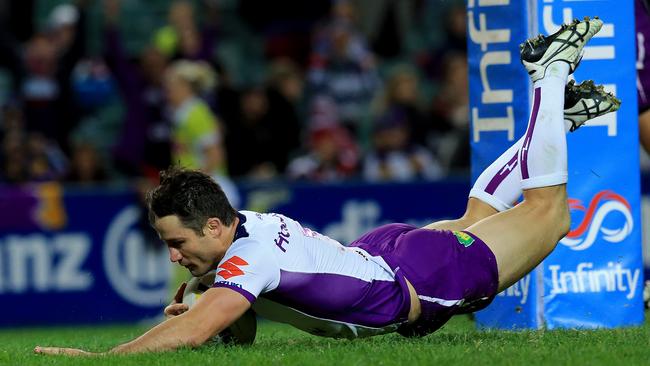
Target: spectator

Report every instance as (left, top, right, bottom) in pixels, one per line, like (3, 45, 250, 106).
(103, 0, 172, 179)
(18, 1, 88, 154)
(238, 0, 329, 66)
(1, 131, 68, 183)
(71, 58, 116, 112)
(265, 59, 303, 164)
(636, 0, 650, 157)
(307, 3, 380, 131)
(164, 60, 240, 206)
(0, 103, 67, 183)
(420, 3, 467, 83)
(26, 133, 68, 182)
(312, 0, 371, 66)
(363, 0, 415, 59)
(224, 86, 276, 179)
(223, 65, 303, 180)
(373, 64, 429, 146)
(287, 122, 359, 181)
(64, 142, 108, 184)
(164, 61, 223, 173)
(1, 128, 28, 183)
(48, 3, 81, 51)
(429, 51, 470, 172)
(153, 0, 219, 63)
(363, 107, 443, 182)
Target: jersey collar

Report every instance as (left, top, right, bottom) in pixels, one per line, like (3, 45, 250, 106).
(233, 212, 249, 242)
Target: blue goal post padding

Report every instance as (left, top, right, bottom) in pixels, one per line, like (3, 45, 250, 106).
(469, 0, 644, 329)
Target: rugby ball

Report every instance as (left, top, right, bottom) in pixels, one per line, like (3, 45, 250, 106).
(182, 270, 257, 345)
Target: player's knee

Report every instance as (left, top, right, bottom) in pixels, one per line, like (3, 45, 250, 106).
(556, 201, 571, 239)
(528, 197, 570, 238)
(544, 198, 570, 240)
(463, 199, 499, 223)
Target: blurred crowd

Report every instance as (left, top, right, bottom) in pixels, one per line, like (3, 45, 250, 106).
(0, 0, 470, 190)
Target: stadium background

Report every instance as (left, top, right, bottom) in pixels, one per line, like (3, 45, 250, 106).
(0, 0, 648, 329)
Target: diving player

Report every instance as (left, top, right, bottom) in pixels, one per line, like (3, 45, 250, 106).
(34, 16, 618, 355)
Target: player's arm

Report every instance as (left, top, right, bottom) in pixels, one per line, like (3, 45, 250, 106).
(34, 287, 250, 356)
(110, 287, 250, 353)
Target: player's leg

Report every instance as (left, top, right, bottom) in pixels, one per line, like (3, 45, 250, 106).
(466, 68, 573, 278)
(425, 79, 620, 232)
(464, 17, 604, 290)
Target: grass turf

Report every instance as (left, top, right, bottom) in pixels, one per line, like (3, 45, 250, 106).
(3, 314, 649, 366)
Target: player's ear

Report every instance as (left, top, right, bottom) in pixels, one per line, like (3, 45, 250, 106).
(205, 217, 223, 238)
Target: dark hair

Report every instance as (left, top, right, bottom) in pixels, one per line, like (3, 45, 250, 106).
(146, 167, 237, 236)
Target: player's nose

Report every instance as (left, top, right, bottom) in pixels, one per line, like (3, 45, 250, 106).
(168, 247, 182, 263)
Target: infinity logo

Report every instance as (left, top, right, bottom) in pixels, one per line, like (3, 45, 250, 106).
(559, 190, 633, 251)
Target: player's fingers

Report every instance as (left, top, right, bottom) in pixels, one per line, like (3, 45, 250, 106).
(164, 305, 175, 317)
(172, 303, 190, 314)
(169, 303, 190, 313)
(165, 303, 189, 314)
(34, 346, 61, 355)
(34, 346, 91, 356)
(173, 282, 187, 304)
(164, 303, 189, 318)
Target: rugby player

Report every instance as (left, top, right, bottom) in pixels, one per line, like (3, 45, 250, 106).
(35, 16, 618, 355)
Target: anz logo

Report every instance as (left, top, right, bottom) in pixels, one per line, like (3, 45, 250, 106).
(103, 205, 172, 307)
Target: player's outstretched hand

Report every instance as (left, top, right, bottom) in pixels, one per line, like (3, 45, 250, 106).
(164, 282, 189, 319)
(34, 346, 97, 356)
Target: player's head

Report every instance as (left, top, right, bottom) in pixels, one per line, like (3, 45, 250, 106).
(146, 167, 237, 275)
(147, 166, 237, 232)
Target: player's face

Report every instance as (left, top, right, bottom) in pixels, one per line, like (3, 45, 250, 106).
(154, 215, 222, 276)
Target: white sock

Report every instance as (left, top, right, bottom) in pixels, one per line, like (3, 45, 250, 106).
(470, 63, 571, 210)
(519, 62, 569, 190)
(469, 140, 522, 211)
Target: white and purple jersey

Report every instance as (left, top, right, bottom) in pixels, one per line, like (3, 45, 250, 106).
(211, 211, 412, 339)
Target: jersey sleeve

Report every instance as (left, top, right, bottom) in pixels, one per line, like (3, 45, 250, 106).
(212, 239, 279, 303)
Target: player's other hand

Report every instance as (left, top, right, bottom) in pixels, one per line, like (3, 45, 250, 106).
(164, 282, 189, 319)
(34, 346, 96, 356)
(164, 303, 189, 318)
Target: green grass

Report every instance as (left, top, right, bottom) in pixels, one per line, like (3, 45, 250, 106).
(3, 314, 650, 366)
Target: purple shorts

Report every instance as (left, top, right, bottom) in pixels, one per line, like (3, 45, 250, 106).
(350, 223, 499, 337)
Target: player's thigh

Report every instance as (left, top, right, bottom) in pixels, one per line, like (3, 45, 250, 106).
(464, 187, 567, 290)
(422, 198, 498, 231)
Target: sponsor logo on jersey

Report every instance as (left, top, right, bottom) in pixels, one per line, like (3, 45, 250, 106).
(560, 190, 633, 251)
(216, 280, 243, 289)
(217, 256, 249, 280)
(453, 231, 475, 247)
(273, 214, 291, 252)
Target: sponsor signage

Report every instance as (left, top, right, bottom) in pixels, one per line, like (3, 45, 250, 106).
(0, 185, 171, 326)
(0, 179, 471, 326)
(471, 0, 644, 328)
